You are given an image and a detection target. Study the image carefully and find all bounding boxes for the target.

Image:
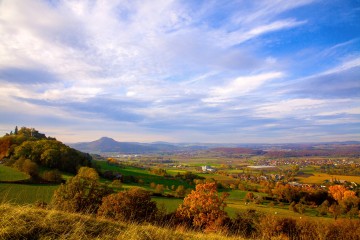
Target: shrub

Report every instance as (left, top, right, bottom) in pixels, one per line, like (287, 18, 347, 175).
(97, 187, 158, 223)
(229, 209, 262, 238)
(51, 167, 112, 213)
(259, 216, 298, 240)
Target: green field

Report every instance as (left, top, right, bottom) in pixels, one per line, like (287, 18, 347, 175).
(95, 160, 192, 188)
(0, 165, 29, 182)
(0, 183, 59, 204)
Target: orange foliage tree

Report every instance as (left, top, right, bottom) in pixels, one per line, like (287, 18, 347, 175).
(176, 182, 229, 231)
(328, 185, 359, 216)
(328, 185, 347, 202)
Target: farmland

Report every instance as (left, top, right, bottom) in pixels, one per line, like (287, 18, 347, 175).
(297, 172, 360, 184)
(1, 147, 360, 221)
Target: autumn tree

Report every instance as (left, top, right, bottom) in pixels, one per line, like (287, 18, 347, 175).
(329, 185, 347, 202)
(52, 167, 112, 213)
(272, 184, 301, 203)
(329, 185, 359, 215)
(154, 184, 165, 194)
(176, 182, 229, 231)
(175, 185, 186, 198)
(245, 192, 255, 202)
(97, 188, 158, 223)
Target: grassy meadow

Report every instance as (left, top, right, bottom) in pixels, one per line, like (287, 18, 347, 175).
(95, 160, 192, 188)
(0, 183, 58, 204)
(0, 165, 29, 182)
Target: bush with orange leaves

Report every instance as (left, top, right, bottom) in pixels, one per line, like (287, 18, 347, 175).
(175, 182, 229, 232)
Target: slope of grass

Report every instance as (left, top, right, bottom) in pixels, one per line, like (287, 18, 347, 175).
(95, 160, 192, 188)
(0, 165, 29, 182)
(0, 203, 242, 240)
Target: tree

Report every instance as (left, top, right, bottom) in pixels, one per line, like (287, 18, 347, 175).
(22, 159, 38, 177)
(14, 126, 18, 135)
(317, 200, 329, 216)
(329, 203, 342, 220)
(154, 184, 165, 194)
(41, 169, 62, 183)
(77, 167, 99, 180)
(97, 188, 157, 223)
(175, 185, 186, 198)
(176, 182, 229, 231)
(245, 192, 255, 202)
(329, 185, 347, 202)
(51, 167, 112, 213)
(329, 185, 359, 215)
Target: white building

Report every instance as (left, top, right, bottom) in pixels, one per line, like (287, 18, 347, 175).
(202, 165, 216, 172)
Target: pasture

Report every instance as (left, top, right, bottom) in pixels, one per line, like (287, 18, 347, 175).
(94, 160, 193, 188)
(0, 165, 29, 182)
(0, 183, 58, 204)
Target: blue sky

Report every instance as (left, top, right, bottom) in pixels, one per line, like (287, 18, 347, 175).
(0, 0, 359, 143)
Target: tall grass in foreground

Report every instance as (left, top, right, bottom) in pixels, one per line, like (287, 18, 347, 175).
(0, 203, 240, 240)
(1, 203, 359, 240)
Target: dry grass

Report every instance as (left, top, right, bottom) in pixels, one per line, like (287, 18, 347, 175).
(0, 203, 241, 240)
(1, 203, 359, 240)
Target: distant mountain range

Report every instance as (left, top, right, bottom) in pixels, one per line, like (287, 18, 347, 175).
(69, 137, 207, 154)
(69, 137, 360, 154)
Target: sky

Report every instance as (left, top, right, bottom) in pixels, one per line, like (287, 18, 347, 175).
(0, 0, 359, 143)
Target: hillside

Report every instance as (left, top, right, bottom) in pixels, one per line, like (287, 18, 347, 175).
(0, 127, 92, 174)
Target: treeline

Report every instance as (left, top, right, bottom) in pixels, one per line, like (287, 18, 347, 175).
(0, 127, 92, 176)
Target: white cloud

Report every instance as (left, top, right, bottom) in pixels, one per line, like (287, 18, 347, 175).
(221, 19, 306, 47)
(205, 72, 284, 103)
(255, 98, 352, 119)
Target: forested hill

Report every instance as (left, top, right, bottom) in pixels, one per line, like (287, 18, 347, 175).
(0, 127, 91, 174)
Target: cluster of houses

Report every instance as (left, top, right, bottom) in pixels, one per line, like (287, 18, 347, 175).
(256, 158, 359, 167)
